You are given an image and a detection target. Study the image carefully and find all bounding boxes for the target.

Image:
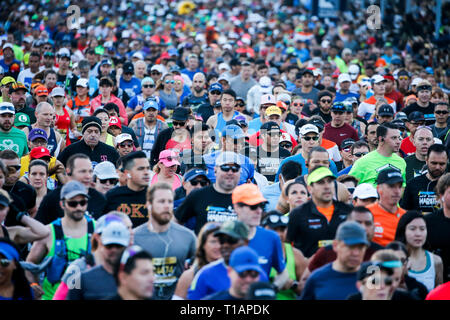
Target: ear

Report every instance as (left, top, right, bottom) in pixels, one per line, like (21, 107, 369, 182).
(332, 240, 339, 253)
(307, 184, 313, 194)
(226, 266, 234, 278)
(59, 200, 65, 209)
(118, 270, 127, 286)
(146, 200, 152, 212)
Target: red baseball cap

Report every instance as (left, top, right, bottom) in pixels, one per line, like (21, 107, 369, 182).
(30, 147, 51, 160)
(108, 116, 121, 129)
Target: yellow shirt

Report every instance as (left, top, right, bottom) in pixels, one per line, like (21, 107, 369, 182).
(20, 155, 57, 180)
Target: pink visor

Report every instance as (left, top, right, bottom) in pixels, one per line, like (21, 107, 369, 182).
(159, 150, 180, 167)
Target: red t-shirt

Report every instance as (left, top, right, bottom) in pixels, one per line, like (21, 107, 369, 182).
(385, 90, 404, 111)
(426, 282, 450, 300)
(400, 136, 415, 156)
(322, 123, 359, 148)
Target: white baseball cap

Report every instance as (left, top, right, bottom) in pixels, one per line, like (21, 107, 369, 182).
(114, 133, 133, 147)
(352, 183, 378, 200)
(2, 43, 13, 51)
(300, 124, 319, 136)
(101, 221, 130, 247)
(132, 52, 144, 60)
(76, 78, 89, 88)
(338, 73, 351, 83)
(371, 74, 386, 84)
(411, 77, 423, 86)
(93, 161, 119, 180)
(51, 87, 65, 97)
(150, 64, 164, 73)
(260, 94, 276, 105)
(218, 63, 231, 71)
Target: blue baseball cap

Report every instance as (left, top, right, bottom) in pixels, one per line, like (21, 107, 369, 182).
(335, 221, 369, 246)
(229, 246, 265, 275)
(209, 82, 223, 93)
(183, 168, 209, 182)
(143, 99, 159, 111)
(222, 124, 245, 140)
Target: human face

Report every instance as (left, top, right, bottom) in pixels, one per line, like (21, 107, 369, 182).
(100, 84, 112, 96)
(144, 108, 158, 124)
(302, 74, 314, 87)
(308, 151, 330, 172)
(235, 202, 265, 228)
(192, 75, 205, 93)
(121, 258, 155, 299)
(381, 128, 401, 153)
(0, 113, 14, 131)
(163, 75, 174, 90)
(204, 233, 221, 262)
(142, 82, 155, 96)
(273, 86, 284, 97)
(366, 124, 379, 146)
(29, 165, 48, 189)
(192, 130, 212, 153)
(11, 90, 26, 109)
(241, 66, 253, 79)
(287, 183, 308, 210)
(37, 104, 55, 127)
(159, 163, 177, 178)
(413, 128, 433, 158)
(434, 105, 449, 124)
(135, 63, 146, 78)
(309, 176, 334, 204)
(71, 158, 93, 187)
(353, 197, 377, 207)
(263, 130, 280, 148)
(63, 195, 88, 221)
(360, 269, 394, 300)
(352, 146, 369, 162)
(228, 267, 260, 298)
(95, 177, 118, 194)
(174, 79, 183, 91)
(319, 96, 332, 112)
(99, 241, 126, 268)
(267, 114, 281, 126)
(83, 126, 101, 147)
(373, 81, 385, 96)
(301, 133, 320, 153)
(405, 218, 427, 249)
(128, 158, 150, 188)
(291, 99, 304, 115)
(417, 89, 431, 104)
(218, 235, 246, 264)
(221, 93, 235, 113)
(117, 140, 134, 157)
(184, 176, 210, 195)
(76, 85, 88, 97)
(234, 100, 245, 113)
(215, 163, 240, 192)
(148, 189, 173, 225)
(331, 110, 345, 127)
(100, 64, 112, 76)
(377, 182, 403, 207)
(340, 145, 353, 163)
(349, 211, 375, 241)
(28, 56, 40, 72)
(340, 81, 350, 92)
(334, 240, 367, 272)
(426, 151, 448, 179)
(58, 57, 70, 70)
(2, 158, 20, 186)
(45, 74, 56, 88)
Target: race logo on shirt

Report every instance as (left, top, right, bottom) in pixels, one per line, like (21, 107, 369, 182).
(206, 206, 237, 223)
(374, 223, 384, 239)
(308, 219, 322, 229)
(375, 164, 401, 173)
(152, 256, 177, 297)
(418, 191, 437, 209)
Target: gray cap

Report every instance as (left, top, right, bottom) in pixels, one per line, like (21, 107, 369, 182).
(101, 221, 130, 247)
(215, 151, 242, 166)
(335, 221, 368, 246)
(93, 161, 119, 180)
(60, 181, 89, 200)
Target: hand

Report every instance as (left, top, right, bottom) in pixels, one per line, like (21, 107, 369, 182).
(31, 284, 44, 300)
(116, 67, 123, 77)
(309, 103, 318, 111)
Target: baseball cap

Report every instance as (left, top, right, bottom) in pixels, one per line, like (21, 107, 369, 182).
(209, 82, 223, 93)
(378, 104, 394, 117)
(307, 167, 336, 185)
(0, 102, 15, 115)
(229, 246, 265, 275)
(338, 73, 351, 83)
(150, 64, 164, 73)
(100, 59, 113, 66)
(141, 77, 155, 86)
(94, 213, 125, 234)
(10, 82, 27, 93)
(260, 121, 280, 133)
(335, 221, 369, 246)
(277, 93, 291, 105)
(57, 48, 71, 58)
(171, 107, 189, 121)
(358, 261, 395, 281)
(331, 102, 347, 112)
(30, 146, 51, 160)
(215, 151, 242, 166)
(159, 150, 180, 167)
(371, 74, 386, 84)
(60, 180, 89, 200)
(101, 221, 130, 247)
(232, 183, 267, 206)
(2, 43, 14, 51)
(218, 63, 231, 71)
(352, 183, 378, 200)
(51, 86, 65, 97)
(222, 124, 245, 140)
(407, 111, 425, 122)
(218, 74, 231, 83)
(307, 118, 324, 132)
(265, 106, 281, 117)
(115, 133, 133, 147)
(108, 116, 121, 129)
(392, 119, 406, 130)
(81, 116, 102, 134)
(280, 132, 291, 143)
(259, 76, 271, 88)
(234, 115, 247, 127)
(143, 99, 159, 111)
(76, 78, 89, 88)
(183, 168, 209, 182)
(123, 62, 134, 74)
(0, 241, 19, 262)
(28, 128, 48, 141)
(300, 124, 319, 137)
(416, 80, 432, 92)
(302, 69, 314, 77)
(246, 282, 276, 300)
(394, 112, 408, 122)
(214, 220, 249, 240)
(276, 101, 288, 111)
(376, 168, 404, 185)
(93, 161, 119, 180)
(411, 77, 423, 86)
(35, 85, 49, 96)
(384, 74, 395, 82)
(1, 76, 15, 86)
(340, 138, 355, 151)
(132, 52, 144, 60)
(260, 94, 276, 106)
(14, 113, 30, 127)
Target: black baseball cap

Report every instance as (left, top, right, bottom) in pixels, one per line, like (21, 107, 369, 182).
(376, 168, 404, 185)
(171, 107, 190, 121)
(307, 118, 325, 132)
(340, 138, 355, 150)
(378, 104, 394, 117)
(407, 111, 425, 122)
(260, 121, 280, 132)
(123, 62, 134, 74)
(302, 69, 314, 77)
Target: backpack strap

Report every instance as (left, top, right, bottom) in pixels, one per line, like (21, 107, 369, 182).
(52, 218, 67, 258)
(86, 218, 95, 255)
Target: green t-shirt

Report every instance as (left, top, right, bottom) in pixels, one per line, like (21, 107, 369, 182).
(349, 150, 407, 187)
(0, 127, 29, 157)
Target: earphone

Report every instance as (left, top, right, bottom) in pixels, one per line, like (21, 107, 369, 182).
(127, 173, 131, 178)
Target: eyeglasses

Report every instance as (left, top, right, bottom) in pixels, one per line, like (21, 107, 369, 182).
(119, 142, 133, 148)
(302, 136, 319, 141)
(190, 180, 209, 187)
(151, 71, 161, 75)
(210, 90, 222, 95)
(238, 270, 260, 279)
(7, 165, 21, 173)
(435, 110, 448, 115)
(218, 235, 239, 245)
(292, 102, 304, 107)
(65, 199, 88, 208)
(398, 76, 409, 80)
(242, 203, 265, 211)
(99, 178, 118, 185)
(142, 84, 155, 88)
(0, 259, 11, 267)
(165, 80, 175, 84)
(219, 164, 240, 173)
(172, 121, 186, 127)
(265, 214, 289, 225)
(320, 99, 332, 104)
(353, 152, 368, 158)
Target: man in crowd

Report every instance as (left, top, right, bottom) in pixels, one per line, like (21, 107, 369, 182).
(292, 69, 319, 111)
(400, 111, 426, 156)
(323, 102, 359, 148)
(358, 75, 396, 121)
(430, 102, 449, 140)
(182, 72, 208, 113)
(364, 122, 379, 152)
(0, 102, 28, 157)
(405, 126, 434, 182)
(402, 80, 435, 124)
(229, 61, 257, 100)
(179, 123, 213, 174)
(197, 82, 223, 123)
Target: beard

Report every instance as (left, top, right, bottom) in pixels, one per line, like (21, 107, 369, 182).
(151, 210, 172, 225)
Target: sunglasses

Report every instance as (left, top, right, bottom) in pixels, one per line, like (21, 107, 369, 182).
(99, 178, 118, 185)
(266, 214, 289, 225)
(238, 270, 260, 279)
(161, 156, 176, 162)
(0, 259, 11, 267)
(190, 180, 209, 187)
(119, 142, 133, 148)
(142, 84, 155, 88)
(237, 103, 245, 107)
(0, 105, 15, 113)
(353, 152, 368, 158)
(302, 136, 319, 141)
(435, 110, 448, 115)
(342, 148, 352, 153)
(398, 76, 409, 80)
(7, 165, 21, 173)
(280, 142, 292, 149)
(367, 275, 393, 286)
(293, 102, 304, 107)
(219, 164, 240, 173)
(219, 235, 239, 245)
(320, 99, 332, 104)
(410, 121, 425, 126)
(66, 199, 88, 208)
(242, 203, 265, 211)
(172, 121, 185, 127)
(151, 71, 161, 75)
(165, 80, 175, 84)
(210, 90, 222, 95)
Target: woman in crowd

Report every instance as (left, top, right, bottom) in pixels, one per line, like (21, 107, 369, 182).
(278, 180, 309, 214)
(149, 150, 183, 191)
(27, 160, 49, 210)
(173, 75, 190, 104)
(93, 108, 115, 147)
(52, 88, 80, 146)
(155, 73, 178, 110)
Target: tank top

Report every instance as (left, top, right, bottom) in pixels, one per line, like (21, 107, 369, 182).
(165, 137, 191, 156)
(159, 89, 178, 110)
(150, 172, 182, 191)
(408, 250, 436, 293)
(55, 107, 71, 146)
(269, 243, 297, 300)
(1, 225, 10, 240)
(27, 126, 58, 156)
(216, 111, 240, 134)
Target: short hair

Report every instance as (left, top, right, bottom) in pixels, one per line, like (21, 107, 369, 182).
(103, 102, 120, 115)
(370, 249, 401, 264)
(0, 150, 19, 160)
(365, 121, 378, 135)
(113, 249, 153, 284)
(66, 153, 90, 174)
(376, 122, 398, 138)
(122, 151, 147, 171)
(337, 174, 359, 186)
(436, 173, 450, 196)
(78, 60, 90, 70)
(29, 52, 41, 59)
(385, 241, 409, 257)
(306, 146, 328, 162)
(146, 182, 173, 203)
(29, 159, 49, 175)
(426, 143, 447, 158)
(351, 141, 369, 154)
(348, 206, 373, 220)
(257, 64, 268, 71)
(280, 161, 302, 181)
(92, 108, 109, 118)
(44, 69, 57, 78)
(221, 89, 236, 100)
(35, 102, 53, 114)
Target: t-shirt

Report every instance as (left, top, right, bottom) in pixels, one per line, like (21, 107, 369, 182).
(134, 222, 196, 300)
(67, 265, 116, 300)
(252, 146, 291, 182)
(405, 154, 426, 182)
(203, 290, 242, 300)
(401, 174, 439, 213)
(430, 124, 449, 140)
(291, 87, 319, 105)
(103, 186, 148, 228)
(367, 202, 405, 247)
(316, 204, 335, 223)
(322, 123, 359, 148)
(229, 76, 258, 101)
(349, 150, 407, 187)
(358, 96, 397, 120)
(174, 185, 235, 234)
(334, 91, 360, 103)
(182, 93, 209, 114)
(403, 102, 436, 125)
(57, 140, 120, 168)
(0, 127, 29, 157)
(300, 263, 359, 300)
(119, 76, 141, 98)
(142, 126, 156, 159)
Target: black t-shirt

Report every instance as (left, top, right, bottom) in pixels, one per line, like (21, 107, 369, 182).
(35, 187, 106, 225)
(253, 146, 291, 182)
(400, 174, 438, 213)
(203, 290, 243, 300)
(405, 155, 426, 182)
(430, 124, 449, 140)
(175, 185, 235, 234)
(182, 93, 209, 114)
(285, 113, 299, 126)
(3, 181, 36, 226)
(57, 139, 120, 168)
(103, 186, 148, 228)
(402, 102, 436, 125)
(424, 209, 450, 282)
(310, 108, 332, 124)
(196, 103, 215, 123)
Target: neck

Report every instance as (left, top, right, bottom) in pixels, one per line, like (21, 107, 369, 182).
(302, 86, 312, 93)
(376, 146, 393, 158)
(340, 89, 349, 94)
(144, 119, 156, 127)
(312, 196, 333, 208)
(228, 287, 244, 299)
(435, 121, 447, 128)
(331, 121, 343, 128)
(127, 181, 146, 192)
(117, 286, 141, 300)
(147, 217, 170, 233)
(343, 158, 353, 168)
(36, 186, 48, 196)
(378, 200, 398, 214)
(78, 94, 87, 100)
(418, 100, 428, 107)
(61, 216, 85, 230)
(213, 182, 233, 194)
(164, 88, 171, 94)
(102, 94, 111, 101)
(407, 245, 424, 259)
(262, 143, 278, 153)
(223, 109, 234, 118)
(332, 260, 357, 273)
(247, 225, 257, 240)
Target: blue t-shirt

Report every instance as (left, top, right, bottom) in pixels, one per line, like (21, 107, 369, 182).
(261, 182, 281, 212)
(203, 151, 255, 185)
(203, 290, 242, 300)
(248, 118, 263, 135)
(181, 68, 202, 81)
(300, 263, 358, 300)
(338, 165, 352, 177)
(334, 91, 360, 103)
(274, 153, 338, 182)
(127, 94, 165, 111)
(120, 76, 141, 98)
(249, 227, 286, 277)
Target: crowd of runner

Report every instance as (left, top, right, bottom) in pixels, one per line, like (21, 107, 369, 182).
(0, 0, 449, 300)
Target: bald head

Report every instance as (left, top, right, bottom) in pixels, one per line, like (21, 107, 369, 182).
(413, 127, 434, 159)
(192, 72, 206, 93)
(35, 102, 55, 128)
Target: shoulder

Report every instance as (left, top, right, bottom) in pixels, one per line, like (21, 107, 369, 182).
(170, 222, 196, 239)
(431, 251, 443, 265)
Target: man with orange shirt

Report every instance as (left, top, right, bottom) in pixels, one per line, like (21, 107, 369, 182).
(367, 168, 405, 247)
(67, 78, 91, 134)
(286, 166, 352, 258)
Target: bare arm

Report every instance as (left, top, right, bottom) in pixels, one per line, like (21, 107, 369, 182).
(434, 254, 444, 287)
(173, 268, 195, 300)
(292, 247, 308, 294)
(10, 215, 50, 245)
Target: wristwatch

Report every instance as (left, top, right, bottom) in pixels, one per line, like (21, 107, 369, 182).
(16, 211, 30, 222)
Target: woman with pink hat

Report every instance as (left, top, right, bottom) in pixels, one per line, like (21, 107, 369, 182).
(149, 150, 183, 191)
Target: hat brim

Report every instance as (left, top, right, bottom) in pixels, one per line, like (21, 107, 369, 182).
(378, 113, 394, 117)
(62, 191, 90, 200)
(233, 264, 265, 275)
(101, 237, 128, 247)
(186, 173, 209, 182)
(160, 159, 180, 167)
(214, 230, 243, 240)
(382, 177, 404, 185)
(342, 238, 369, 246)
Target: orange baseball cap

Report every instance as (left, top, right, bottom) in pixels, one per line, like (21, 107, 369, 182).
(232, 183, 267, 205)
(35, 85, 48, 97)
(276, 100, 287, 111)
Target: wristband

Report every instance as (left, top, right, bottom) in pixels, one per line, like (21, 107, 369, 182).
(290, 280, 299, 291)
(16, 211, 30, 222)
(30, 283, 39, 287)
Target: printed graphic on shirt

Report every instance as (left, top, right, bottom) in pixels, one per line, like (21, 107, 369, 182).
(0, 139, 19, 153)
(116, 203, 148, 219)
(374, 223, 384, 239)
(308, 219, 322, 229)
(152, 256, 177, 296)
(206, 206, 237, 223)
(258, 157, 281, 177)
(375, 163, 402, 173)
(418, 191, 437, 209)
(318, 240, 333, 248)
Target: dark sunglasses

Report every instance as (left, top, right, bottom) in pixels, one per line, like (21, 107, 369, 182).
(99, 178, 118, 185)
(105, 243, 124, 250)
(320, 99, 332, 104)
(237, 103, 245, 107)
(66, 199, 88, 208)
(238, 270, 260, 279)
(410, 121, 425, 126)
(292, 102, 304, 107)
(435, 110, 448, 115)
(210, 90, 222, 95)
(142, 84, 155, 88)
(172, 121, 186, 127)
(219, 235, 239, 245)
(242, 203, 265, 211)
(353, 152, 368, 158)
(124, 72, 134, 76)
(0, 259, 11, 267)
(219, 164, 240, 173)
(280, 142, 292, 148)
(7, 165, 21, 173)
(190, 180, 209, 187)
(119, 142, 133, 148)
(151, 71, 161, 75)
(302, 136, 319, 141)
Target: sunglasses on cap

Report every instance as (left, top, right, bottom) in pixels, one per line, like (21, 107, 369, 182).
(219, 164, 240, 173)
(264, 214, 289, 225)
(142, 84, 155, 88)
(238, 270, 259, 279)
(218, 235, 239, 245)
(342, 147, 352, 153)
(99, 178, 118, 185)
(0, 259, 12, 267)
(190, 179, 209, 187)
(160, 156, 176, 162)
(353, 152, 368, 158)
(119, 142, 133, 148)
(0, 104, 15, 113)
(165, 80, 175, 84)
(65, 199, 88, 208)
(302, 136, 319, 141)
(172, 121, 186, 127)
